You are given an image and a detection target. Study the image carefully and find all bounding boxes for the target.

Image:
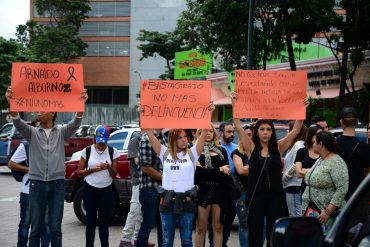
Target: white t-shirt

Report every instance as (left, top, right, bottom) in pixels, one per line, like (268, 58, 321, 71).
(10, 143, 30, 194)
(159, 145, 199, 193)
(81, 145, 119, 188)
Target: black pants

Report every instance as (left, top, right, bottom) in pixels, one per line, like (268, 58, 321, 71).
(248, 191, 286, 247)
(83, 183, 113, 247)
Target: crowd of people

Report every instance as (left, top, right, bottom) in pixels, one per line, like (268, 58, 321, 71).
(5, 86, 370, 247)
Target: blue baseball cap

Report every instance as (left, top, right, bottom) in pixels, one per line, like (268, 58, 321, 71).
(94, 125, 109, 144)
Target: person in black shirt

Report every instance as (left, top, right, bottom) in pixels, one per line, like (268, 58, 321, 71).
(194, 125, 231, 247)
(295, 125, 323, 194)
(336, 107, 370, 201)
(232, 93, 304, 247)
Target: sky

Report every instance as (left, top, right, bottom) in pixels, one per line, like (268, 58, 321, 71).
(0, 0, 30, 39)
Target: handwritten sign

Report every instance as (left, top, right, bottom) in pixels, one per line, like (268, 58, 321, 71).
(11, 62, 84, 112)
(234, 70, 307, 120)
(140, 80, 211, 128)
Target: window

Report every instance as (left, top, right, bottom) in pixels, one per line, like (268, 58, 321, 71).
(108, 132, 128, 150)
(89, 2, 130, 17)
(0, 124, 13, 138)
(33, 2, 131, 18)
(80, 22, 130, 37)
(85, 42, 130, 56)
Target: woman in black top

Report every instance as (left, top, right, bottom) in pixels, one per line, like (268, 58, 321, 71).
(194, 125, 231, 247)
(232, 93, 304, 247)
(295, 125, 323, 194)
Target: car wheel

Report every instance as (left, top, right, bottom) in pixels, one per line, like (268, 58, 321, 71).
(73, 186, 87, 224)
(73, 185, 118, 224)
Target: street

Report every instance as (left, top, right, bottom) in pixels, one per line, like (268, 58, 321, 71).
(0, 166, 240, 247)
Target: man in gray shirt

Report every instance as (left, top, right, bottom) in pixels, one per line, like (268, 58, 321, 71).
(5, 86, 88, 247)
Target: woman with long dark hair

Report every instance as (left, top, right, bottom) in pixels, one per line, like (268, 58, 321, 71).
(232, 93, 304, 247)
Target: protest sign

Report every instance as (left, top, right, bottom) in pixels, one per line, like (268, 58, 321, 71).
(140, 80, 211, 128)
(10, 62, 84, 112)
(234, 70, 307, 120)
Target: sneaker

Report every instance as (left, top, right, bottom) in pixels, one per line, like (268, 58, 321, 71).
(119, 240, 133, 247)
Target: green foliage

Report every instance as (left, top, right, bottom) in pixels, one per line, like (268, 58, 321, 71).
(0, 38, 31, 108)
(137, 30, 188, 79)
(17, 0, 90, 62)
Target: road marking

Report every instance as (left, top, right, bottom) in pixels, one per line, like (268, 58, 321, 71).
(0, 197, 19, 202)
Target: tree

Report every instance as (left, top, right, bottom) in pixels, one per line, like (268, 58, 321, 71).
(0, 38, 31, 108)
(137, 30, 187, 79)
(322, 0, 370, 123)
(17, 0, 90, 62)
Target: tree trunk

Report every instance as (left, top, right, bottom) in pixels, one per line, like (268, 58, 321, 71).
(337, 43, 349, 125)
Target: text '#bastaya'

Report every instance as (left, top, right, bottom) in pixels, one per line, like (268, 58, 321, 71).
(142, 81, 204, 90)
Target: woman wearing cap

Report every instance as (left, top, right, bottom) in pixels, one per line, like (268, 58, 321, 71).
(231, 92, 304, 247)
(78, 125, 118, 247)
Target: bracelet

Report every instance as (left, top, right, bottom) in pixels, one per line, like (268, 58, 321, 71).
(88, 168, 93, 174)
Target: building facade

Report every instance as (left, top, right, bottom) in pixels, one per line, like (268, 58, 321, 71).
(30, 0, 187, 107)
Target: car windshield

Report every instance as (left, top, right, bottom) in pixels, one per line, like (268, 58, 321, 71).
(107, 131, 128, 151)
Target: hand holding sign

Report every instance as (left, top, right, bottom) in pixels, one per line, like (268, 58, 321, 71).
(140, 80, 212, 129)
(234, 70, 307, 120)
(10, 62, 85, 112)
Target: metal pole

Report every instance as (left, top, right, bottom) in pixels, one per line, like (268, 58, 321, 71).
(247, 0, 255, 70)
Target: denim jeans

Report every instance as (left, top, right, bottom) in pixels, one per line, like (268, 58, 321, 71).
(29, 179, 64, 247)
(121, 184, 142, 241)
(160, 204, 195, 247)
(235, 193, 248, 247)
(18, 192, 50, 247)
(285, 192, 302, 216)
(83, 182, 113, 247)
(136, 188, 162, 247)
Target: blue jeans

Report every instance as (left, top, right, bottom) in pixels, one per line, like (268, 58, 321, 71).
(160, 204, 195, 247)
(235, 193, 248, 247)
(285, 192, 302, 216)
(137, 188, 162, 247)
(29, 179, 64, 247)
(18, 192, 50, 247)
(83, 183, 113, 247)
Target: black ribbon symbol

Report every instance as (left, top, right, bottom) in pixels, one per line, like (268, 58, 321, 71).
(67, 66, 77, 81)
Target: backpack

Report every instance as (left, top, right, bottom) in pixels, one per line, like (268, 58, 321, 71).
(85, 145, 114, 165)
(9, 142, 29, 182)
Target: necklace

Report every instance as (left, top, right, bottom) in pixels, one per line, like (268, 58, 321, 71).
(95, 145, 106, 155)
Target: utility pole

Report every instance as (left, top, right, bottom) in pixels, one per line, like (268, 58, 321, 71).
(247, 0, 255, 70)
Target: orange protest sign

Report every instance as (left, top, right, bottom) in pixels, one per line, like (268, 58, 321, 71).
(234, 70, 307, 120)
(140, 80, 211, 128)
(10, 62, 84, 112)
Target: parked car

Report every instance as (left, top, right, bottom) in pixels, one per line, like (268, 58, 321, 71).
(0, 123, 15, 166)
(64, 124, 121, 160)
(271, 174, 370, 247)
(330, 127, 368, 143)
(64, 127, 141, 224)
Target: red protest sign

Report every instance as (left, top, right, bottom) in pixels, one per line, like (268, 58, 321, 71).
(234, 70, 307, 120)
(140, 80, 211, 128)
(10, 62, 84, 112)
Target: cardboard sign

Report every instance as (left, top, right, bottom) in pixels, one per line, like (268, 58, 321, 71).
(10, 62, 84, 112)
(234, 70, 307, 120)
(140, 80, 211, 128)
(174, 50, 212, 79)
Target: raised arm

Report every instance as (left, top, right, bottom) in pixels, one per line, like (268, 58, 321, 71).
(278, 120, 304, 154)
(231, 92, 254, 157)
(144, 129, 161, 156)
(195, 102, 215, 155)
